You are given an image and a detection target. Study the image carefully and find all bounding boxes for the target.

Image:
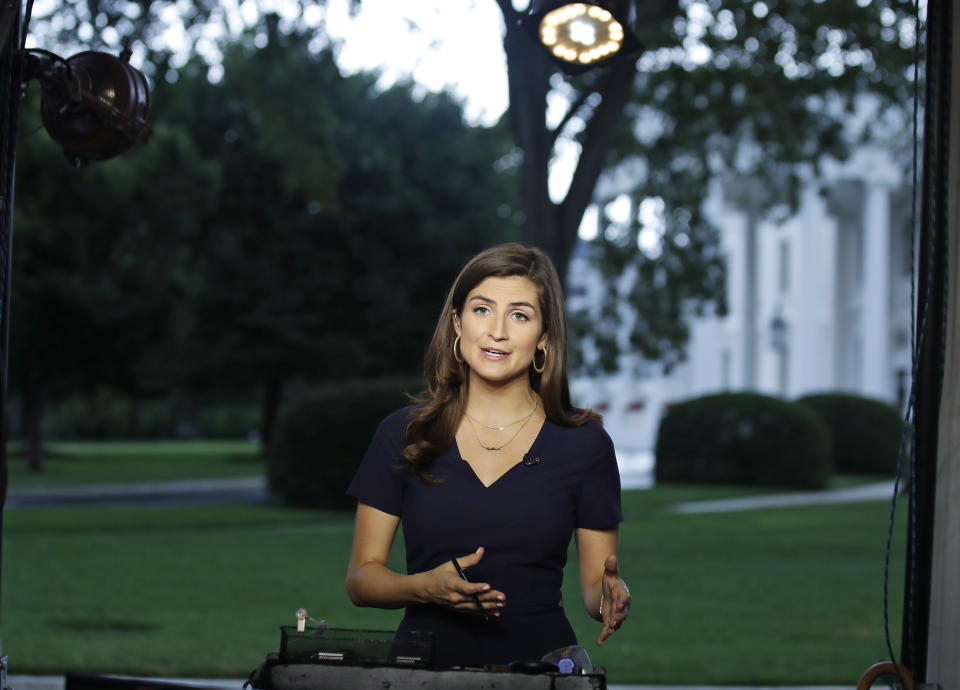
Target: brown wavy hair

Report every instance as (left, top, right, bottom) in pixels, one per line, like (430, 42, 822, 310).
(403, 243, 599, 481)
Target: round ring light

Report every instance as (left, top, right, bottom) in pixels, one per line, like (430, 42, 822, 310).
(539, 3, 625, 66)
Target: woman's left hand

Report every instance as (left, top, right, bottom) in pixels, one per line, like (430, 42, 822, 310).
(596, 554, 631, 645)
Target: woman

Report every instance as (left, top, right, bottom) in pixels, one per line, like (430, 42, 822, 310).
(346, 243, 630, 669)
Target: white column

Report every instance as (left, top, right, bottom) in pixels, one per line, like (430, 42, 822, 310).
(860, 178, 892, 401)
(742, 210, 758, 389)
(796, 185, 834, 395)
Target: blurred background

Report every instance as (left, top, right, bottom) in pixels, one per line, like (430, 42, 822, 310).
(0, 0, 929, 686)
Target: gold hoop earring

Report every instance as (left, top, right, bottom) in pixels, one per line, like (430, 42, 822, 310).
(453, 335, 465, 364)
(532, 344, 547, 374)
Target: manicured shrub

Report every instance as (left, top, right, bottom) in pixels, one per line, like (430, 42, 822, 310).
(655, 392, 831, 489)
(796, 392, 904, 475)
(267, 377, 422, 509)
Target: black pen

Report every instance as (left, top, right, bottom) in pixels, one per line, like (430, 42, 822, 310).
(451, 558, 487, 617)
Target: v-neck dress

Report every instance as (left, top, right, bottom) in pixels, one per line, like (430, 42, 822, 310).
(346, 405, 623, 669)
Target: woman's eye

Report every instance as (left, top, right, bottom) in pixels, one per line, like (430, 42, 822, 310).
(472, 305, 491, 315)
(511, 311, 530, 321)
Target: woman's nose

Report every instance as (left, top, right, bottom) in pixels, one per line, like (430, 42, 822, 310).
(490, 316, 508, 340)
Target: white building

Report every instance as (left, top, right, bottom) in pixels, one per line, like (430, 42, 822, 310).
(568, 143, 914, 468)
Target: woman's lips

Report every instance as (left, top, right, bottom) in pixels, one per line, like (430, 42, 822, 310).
(481, 347, 509, 360)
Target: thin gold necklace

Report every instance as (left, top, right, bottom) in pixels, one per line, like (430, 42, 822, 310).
(465, 398, 539, 451)
(464, 396, 538, 431)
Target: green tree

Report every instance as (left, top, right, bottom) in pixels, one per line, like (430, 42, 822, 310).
(13, 14, 519, 456)
(148, 17, 519, 444)
(20, 0, 920, 375)
(11, 93, 219, 469)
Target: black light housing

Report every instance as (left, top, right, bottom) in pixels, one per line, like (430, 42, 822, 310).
(522, 1, 642, 74)
(23, 48, 151, 166)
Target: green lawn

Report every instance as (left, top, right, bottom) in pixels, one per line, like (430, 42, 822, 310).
(0, 482, 907, 685)
(6, 440, 263, 486)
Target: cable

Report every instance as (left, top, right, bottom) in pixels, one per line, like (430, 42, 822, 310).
(19, 0, 33, 52)
(23, 47, 72, 66)
(881, 0, 926, 685)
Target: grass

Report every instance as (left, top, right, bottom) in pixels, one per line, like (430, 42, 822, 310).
(587, 494, 906, 684)
(1, 504, 398, 679)
(5, 440, 263, 487)
(0, 480, 907, 685)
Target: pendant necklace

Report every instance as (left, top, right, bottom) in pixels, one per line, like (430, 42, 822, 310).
(464, 396, 538, 430)
(465, 398, 539, 452)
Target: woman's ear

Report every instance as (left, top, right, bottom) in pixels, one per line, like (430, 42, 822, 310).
(452, 310, 462, 336)
(538, 333, 548, 349)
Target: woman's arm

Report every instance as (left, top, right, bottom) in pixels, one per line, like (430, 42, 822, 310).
(346, 502, 506, 615)
(575, 526, 632, 644)
(346, 502, 420, 608)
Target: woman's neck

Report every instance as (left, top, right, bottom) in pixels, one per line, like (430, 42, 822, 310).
(464, 376, 539, 423)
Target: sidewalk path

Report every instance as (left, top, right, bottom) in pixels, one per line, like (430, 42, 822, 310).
(669, 480, 897, 514)
(4, 476, 268, 509)
(5, 476, 897, 513)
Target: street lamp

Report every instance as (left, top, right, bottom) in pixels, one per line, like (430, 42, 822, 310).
(524, 1, 642, 73)
(769, 311, 790, 396)
(769, 312, 789, 351)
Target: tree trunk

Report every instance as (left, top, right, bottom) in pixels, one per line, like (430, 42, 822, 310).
(499, 1, 636, 287)
(23, 369, 45, 472)
(259, 375, 284, 448)
(501, 6, 558, 256)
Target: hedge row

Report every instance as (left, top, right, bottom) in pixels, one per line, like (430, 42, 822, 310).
(796, 393, 903, 475)
(655, 393, 831, 489)
(268, 383, 905, 507)
(655, 391, 904, 489)
(266, 377, 422, 509)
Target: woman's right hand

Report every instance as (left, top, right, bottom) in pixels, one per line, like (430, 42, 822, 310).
(423, 547, 505, 617)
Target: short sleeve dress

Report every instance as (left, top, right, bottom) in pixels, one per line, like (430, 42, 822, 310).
(346, 406, 623, 669)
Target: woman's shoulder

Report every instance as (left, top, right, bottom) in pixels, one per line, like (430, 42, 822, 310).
(375, 404, 419, 435)
(548, 414, 607, 435)
(545, 418, 619, 485)
(360, 405, 420, 466)
(546, 415, 613, 448)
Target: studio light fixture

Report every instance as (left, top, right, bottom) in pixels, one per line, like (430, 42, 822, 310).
(524, 1, 641, 73)
(22, 47, 152, 166)
(541, 3, 623, 66)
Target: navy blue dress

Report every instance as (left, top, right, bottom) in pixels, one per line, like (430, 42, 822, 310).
(347, 406, 623, 669)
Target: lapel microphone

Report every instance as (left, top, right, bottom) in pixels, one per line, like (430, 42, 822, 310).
(522, 454, 541, 466)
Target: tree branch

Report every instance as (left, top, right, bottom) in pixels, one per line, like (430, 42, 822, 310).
(493, 0, 519, 23)
(547, 86, 593, 153)
(558, 58, 636, 263)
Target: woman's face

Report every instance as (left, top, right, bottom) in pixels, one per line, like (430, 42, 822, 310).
(453, 276, 546, 387)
